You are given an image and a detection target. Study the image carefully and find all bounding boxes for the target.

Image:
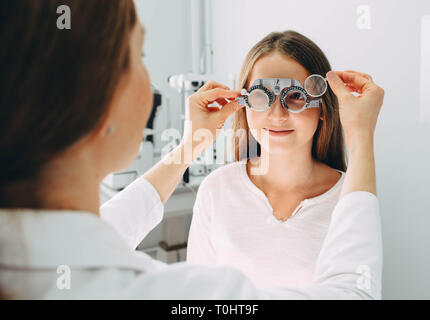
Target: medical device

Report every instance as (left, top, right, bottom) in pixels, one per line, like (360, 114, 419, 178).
(236, 74, 327, 113)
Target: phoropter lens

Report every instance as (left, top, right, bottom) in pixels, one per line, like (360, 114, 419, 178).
(304, 74, 327, 97)
(248, 89, 270, 111)
(284, 89, 307, 112)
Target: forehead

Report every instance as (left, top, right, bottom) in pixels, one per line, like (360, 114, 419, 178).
(248, 52, 309, 87)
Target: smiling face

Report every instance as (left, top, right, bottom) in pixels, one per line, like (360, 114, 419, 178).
(246, 51, 322, 155)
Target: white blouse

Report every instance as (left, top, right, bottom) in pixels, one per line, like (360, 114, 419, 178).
(187, 160, 347, 289)
(0, 173, 382, 299)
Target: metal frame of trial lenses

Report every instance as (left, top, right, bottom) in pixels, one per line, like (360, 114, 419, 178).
(280, 86, 311, 112)
(244, 85, 274, 111)
(238, 74, 327, 112)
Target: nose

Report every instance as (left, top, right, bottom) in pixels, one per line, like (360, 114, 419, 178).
(267, 95, 289, 121)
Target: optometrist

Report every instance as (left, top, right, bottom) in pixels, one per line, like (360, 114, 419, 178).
(0, 1, 384, 300)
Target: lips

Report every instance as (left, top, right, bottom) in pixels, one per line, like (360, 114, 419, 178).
(264, 128, 294, 133)
(263, 128, 294, 137)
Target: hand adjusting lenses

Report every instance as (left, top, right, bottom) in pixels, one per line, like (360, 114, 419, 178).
(236, 74, 327, 113)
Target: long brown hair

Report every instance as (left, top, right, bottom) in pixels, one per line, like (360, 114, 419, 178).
(0, 0, 137, 207)
(233, 31, 346, 172)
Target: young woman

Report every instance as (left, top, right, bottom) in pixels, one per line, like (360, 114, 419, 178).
(0, 1, 384, 299)
(187, 31, 366, 289)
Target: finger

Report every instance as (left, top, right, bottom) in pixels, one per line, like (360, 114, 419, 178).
(216, 98, 229, 106)
(336, 71, 370, 88)
(197, 80, 230, 93)
(206, 99, 229, 113)
(344, 70, 374, 82)
(345, 84, 357, 93)
(326, 71, 351, 99)
(218, 100, 245, 118)
(334, 71, 372, 93)
(199, 88, 242, 104)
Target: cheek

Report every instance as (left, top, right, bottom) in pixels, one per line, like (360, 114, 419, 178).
(246, 109, 267, 144)
(246, 109, 264, 129)
(142, 65, 152, 105)
(293, 110, 321, 138)
(130, 65, 153, 127)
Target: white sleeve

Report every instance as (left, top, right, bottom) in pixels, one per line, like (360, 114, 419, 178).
(309, 191, 383, 299)
(100, 177, 164, 250)
(186, 187, 217, 265)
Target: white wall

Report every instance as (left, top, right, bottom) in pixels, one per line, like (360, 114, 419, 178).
(210, 0, 430, 299)
(136, 0, 430, 298)
(135, 0, 193, 144)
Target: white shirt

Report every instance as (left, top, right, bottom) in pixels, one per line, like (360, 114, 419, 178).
(187, 161, 346, 289)
(0, 174, 382, 299)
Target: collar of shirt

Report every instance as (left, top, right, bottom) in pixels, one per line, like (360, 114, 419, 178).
(238, 159, 345, 217)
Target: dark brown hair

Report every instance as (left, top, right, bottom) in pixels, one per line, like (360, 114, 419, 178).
(0, 0, 137, 207)
(233, 31, 346, 172)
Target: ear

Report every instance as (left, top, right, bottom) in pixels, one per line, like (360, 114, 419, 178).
(87, 108, 115, 143)
(97, 116, 112, 138)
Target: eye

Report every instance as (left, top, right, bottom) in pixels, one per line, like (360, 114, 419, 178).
(290, 92, 304, 100)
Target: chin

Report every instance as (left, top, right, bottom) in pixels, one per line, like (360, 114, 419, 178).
(267, 148, 294, 156)
(260, 140, 297, 155)
(116, 141, 141, 172)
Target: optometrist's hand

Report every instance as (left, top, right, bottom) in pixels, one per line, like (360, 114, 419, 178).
(143, 81, 243, 204)
(326, 70, 385, 148)
(327, 70, 385, 197)
(182, 81, 245, 159)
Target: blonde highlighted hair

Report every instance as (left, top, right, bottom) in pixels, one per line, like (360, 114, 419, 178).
(232, 30, 346, 172)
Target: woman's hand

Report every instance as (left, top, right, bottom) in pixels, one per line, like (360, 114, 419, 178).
(181, 81, 245, 160)
(327, 70, 385, 196)
(326, 70, 385, 148)
(143, 81, 243, 203)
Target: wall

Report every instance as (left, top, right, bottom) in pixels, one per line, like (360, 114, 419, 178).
(135, 0, 194, 148)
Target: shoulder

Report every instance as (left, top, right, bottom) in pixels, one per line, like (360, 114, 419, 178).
(198, 161, 245, 190)
(317, 162, 345, 185)
(309, 162, 345, 204)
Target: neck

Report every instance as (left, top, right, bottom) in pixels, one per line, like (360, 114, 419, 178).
(248, 142, 317, 192)
(37, 149, 104, 215)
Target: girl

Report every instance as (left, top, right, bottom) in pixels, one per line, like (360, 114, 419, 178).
(187, 31, 351, 289)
